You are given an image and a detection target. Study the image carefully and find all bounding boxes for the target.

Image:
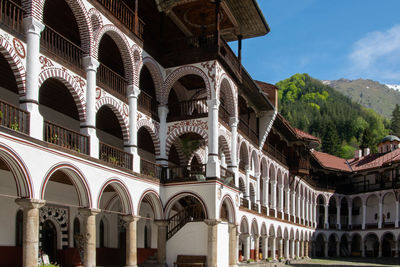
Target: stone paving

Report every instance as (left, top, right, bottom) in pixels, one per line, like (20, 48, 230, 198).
(288, 257, 400, 267)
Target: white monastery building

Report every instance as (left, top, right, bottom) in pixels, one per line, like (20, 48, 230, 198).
(0, 0, 399, 267)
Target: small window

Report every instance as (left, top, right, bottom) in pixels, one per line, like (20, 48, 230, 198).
(387, 212, 390, 219)
(374, 213, 378, 220)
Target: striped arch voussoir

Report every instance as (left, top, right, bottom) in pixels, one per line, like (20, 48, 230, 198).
(38, 68, 86, 122)
(140, 57, 163, 103)
(96, 97, 129, 141)
(165, 126, 208, 156)
(137, 120, 160, 158)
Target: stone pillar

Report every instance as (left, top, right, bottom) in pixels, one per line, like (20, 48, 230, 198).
(278, 184, 284, 213)
(337, 203, 341, 230)
(245, 168, 251, 202)
(361, 241, 365, 257)
(123, 215, 140, 267)
(157, 105, 169, 172)
(204, 219, 220, 267)
(301, 197, 305, 223)
(305, 241, 309, 258)
(271, 180, 277, 211)
(229, 117, 238, 185)
(336, 241, 340, 257)
(154, 220, 168, 265)
(20, 17, 45, 140)
(243, 234, 250, 261)
(348, 206, 353, 228)
(378, 201, 383, 229)
(262, 235, 268, 260)
(285, 188, 291, 216)
(395, 240, 399, 258)
(362, 204, 367, 230)
(270, 237, 276, 260)
(284, 239, 289, 259)
(305, 200, 309, 225)
(228, 224, 238, 267)
(125, 85, 141, 172)
(254, 235, 260, 261)
(79, 208, 100, 267)
(15, 199, 45, 267)
(265, 178, 270, 214)
(279, 238, 283, 258)
(290, 239, 295, 259)
(81, 56, 100, 158)
(291, 192, 296, 219)
(206, 99, 220, 178)
(395, 200, 399, 228)
(324, 241, 328, 258)
(378, 241, 382, 258)
(324, 204, 329, 229)
(297, 195, 301, 222)
(301, 241, 305, 258)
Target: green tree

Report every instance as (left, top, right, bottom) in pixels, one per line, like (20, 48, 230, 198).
(322, 122, 340, 155)
(391, 104, 400, 136)
(360, 128, 374, 150)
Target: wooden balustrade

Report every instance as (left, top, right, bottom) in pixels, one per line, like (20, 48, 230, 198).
(218, 38, 241, 79)
(238, 119, 259, 145)
(0, 100, 29, 134)
(99, 142, 132, 170)
(269, 208, 275, 217)
(218, 105, 230, 125)
(41, 25, 84, 69)
(167, 204, 205, 239)
(220, 166, 235, 186)
(261, 205, 268, 215)
(44, 121, 89, 155)
(140, 158, 160, 178)
(265, 141, 288, 166)
(168, 97, 208, 121)
(251, 202, 258, 212)
(240, 198, 249, 208)
(0, 0, 24, 34)
(138, 91, 158, 119)
(166, 164, 206, 181)
(96, 0, 145, 38)
(97, 63, 128, 101)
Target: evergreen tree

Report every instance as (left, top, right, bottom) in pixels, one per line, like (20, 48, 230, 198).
(360, 128, 374, 150)
(322, 122, 340, 155)
(391, 104, 400, 136)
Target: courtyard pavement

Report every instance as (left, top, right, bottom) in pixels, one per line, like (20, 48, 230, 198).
(288, 257, 400, 267)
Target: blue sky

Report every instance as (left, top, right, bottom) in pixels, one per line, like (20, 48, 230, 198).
(238, 0, 400, 84)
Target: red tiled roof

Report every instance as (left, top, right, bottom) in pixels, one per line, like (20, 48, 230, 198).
(311, 150, 351, 172)
(295, 128, 320, 143)
(255, 80, 278, 94)
(348, 149, 400, 171)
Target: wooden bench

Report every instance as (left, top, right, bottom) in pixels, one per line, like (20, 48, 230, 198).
(173, 255, 207, 267)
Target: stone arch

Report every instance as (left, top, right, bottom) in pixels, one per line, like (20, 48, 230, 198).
(95, 97, 129, 141)
(188, 148, 205, 165)
(94, 24, 134, 84)
(38, 68, 86, 121)
(164, 191, 209, 219)
(217, 74, 237, 118)
(40, 163, 92, 207)
(137, 121, 160, 157)
(161, 65, 212, 104)
(250, 149, 260, 174)
(238, 140, 249, 168)
(131, 44, 143, 86)
(219, 194, 236, 223)
(0, 35, 26, 95)
(218, 132, 232, 166)
(137, 189, 163, 220)
(251, 219, 259, 236)
(261, 222, 267, 236)
(165, 125, 208, 156)
(39, 0, 93, 54)
(0, 142, 33, 198)
(88, 8, 103, 33)
(268, 224, 275, 237)
(139, 56, 163, 102)
(269, 163, 276, 181)
(240, 216, 249, 234)
(97, 178, 133, 215)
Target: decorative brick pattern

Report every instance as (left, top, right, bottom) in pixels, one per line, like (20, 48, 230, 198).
(131, 44, 142, 87)
(218, 129, 232, 165)
(139, 56, 163, 103)
(166, 123, 208, 157)
(38, 67, 86, 122)
(88, 8, 103, 33)
(93, 24, 134, 84)
(217, 74, 237, 117)
(0, 35, 26, 95)
(137, 118, 161, 158)
(161, 65, 211, 104)
(95, 96, 130, 142)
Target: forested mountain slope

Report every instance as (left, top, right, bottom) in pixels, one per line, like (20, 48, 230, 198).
(276, 74, 390, 158)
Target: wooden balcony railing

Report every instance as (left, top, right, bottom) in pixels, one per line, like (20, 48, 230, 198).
(240, 198, 249, 209)
(166, 164, 206, 181)
(238, 119, 259, 145)
(44, 121, 89, 155)
(261, 205, 268, 215)
(0, 0, 24, 34)
(138, 91, 158, 119)
(168, 97, 208, 122)
(265, 141, 288, 166)
(99, 142, 132, 170)
(140, 158, 160, 178)
(218, 105, 230, 126)
(218, 37, 241, 80)
(269, 208, 275, 217)
(0, 100, 29, 134)
(96, 0, 144, 38)
(41, 25, 84, 69)
(220, 166, 235, 186)
(251, 202, 258, 212)
(97, 63, 128, 101)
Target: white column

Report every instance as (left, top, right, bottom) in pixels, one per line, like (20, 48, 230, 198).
(124, 215, 140, 267)
(297, 195, 301, 221)
(285, 189, 291, 215)
(284, 239, 290, 259)
(228, 224, 238, 267)
(290, 239, 295, 259)
(20, 17, 45, 140)
(324, 204, 329, 229)
(265, 178, 270, 214)
(157, 105, 169, 166)
(79, 208, 100, 267)
(206, 99, 220, 178)
(243, 234, 250, 261)
(270, 237, 276, 260)
(291, 192, 296, 219)
(378, 201, 383, 229)
(278, 184, 284, 213)
(245, 168, 250, 202)
(296, 240, 300, 258)
(337, 202, 341, 230)
(301, 197, 305, 223)
(229, 117, 238, 185)
(362, 204, 366, 230)
(125, 85, 141, 172)
(271, 180, 277, 211)
(82, 56, 100, 158)
(262, 236, 268, 260)
(256, 174, 261, 207)
(395, 200, 399, 228)
(313, 201, 317, 227)
(305, 200, 309, 225)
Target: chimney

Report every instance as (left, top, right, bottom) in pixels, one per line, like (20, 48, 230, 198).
(363, 148, 370, 156)
(354, 149, 362, 159)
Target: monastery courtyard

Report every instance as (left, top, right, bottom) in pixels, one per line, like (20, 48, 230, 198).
(288, 258, 400, 267)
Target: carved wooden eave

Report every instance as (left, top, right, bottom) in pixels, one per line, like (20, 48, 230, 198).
(258, 108, 277, 150)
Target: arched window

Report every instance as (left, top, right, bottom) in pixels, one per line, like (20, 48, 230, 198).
(15, 210, 23, 246)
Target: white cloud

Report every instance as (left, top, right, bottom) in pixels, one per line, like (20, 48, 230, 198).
(348, 24, 400, 82)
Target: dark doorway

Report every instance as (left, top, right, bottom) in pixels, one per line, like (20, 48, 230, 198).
(41, 220, 57, 262)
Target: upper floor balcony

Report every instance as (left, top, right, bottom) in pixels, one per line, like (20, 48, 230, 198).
(0, 0, 24, 36)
